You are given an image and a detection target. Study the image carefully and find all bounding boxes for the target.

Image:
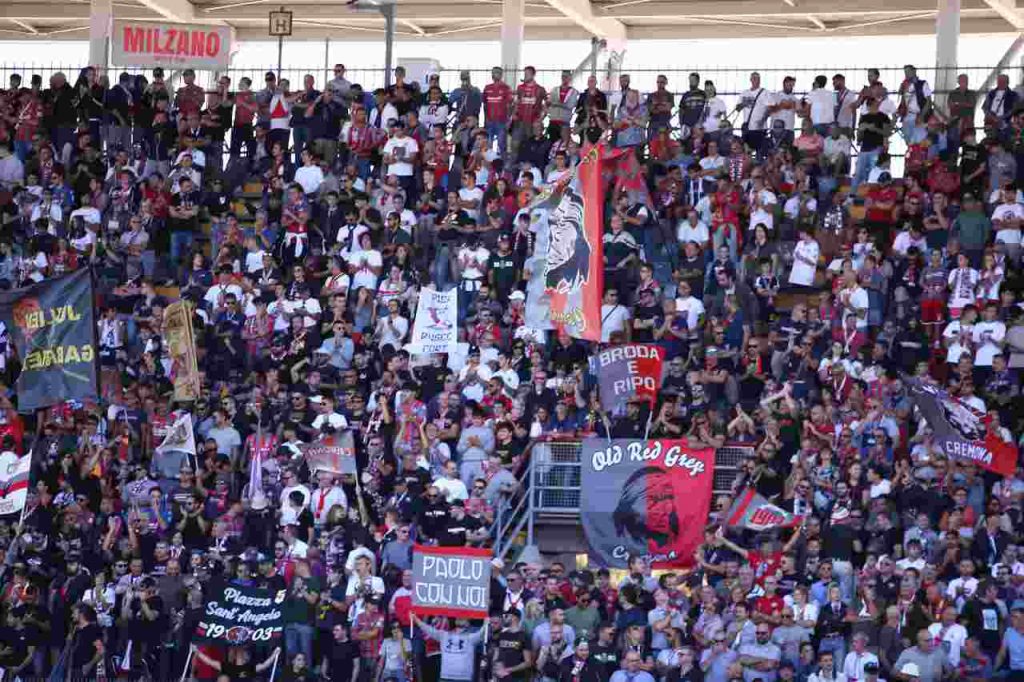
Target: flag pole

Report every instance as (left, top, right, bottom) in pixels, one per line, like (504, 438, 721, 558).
(267, 646, 281, 681)
(179, 644, 195, 682)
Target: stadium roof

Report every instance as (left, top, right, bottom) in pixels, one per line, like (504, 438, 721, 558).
(0, 0, 1020, 42)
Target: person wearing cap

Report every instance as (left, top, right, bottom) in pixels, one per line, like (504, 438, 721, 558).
(493, 608, 534, 681)
(450, 69, 482, 123)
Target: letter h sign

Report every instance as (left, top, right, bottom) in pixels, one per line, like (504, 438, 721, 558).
(268, 10, 293, 36)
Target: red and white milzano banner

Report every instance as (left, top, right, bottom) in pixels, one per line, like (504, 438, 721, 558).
(112, 21, 234, 70)
(0, 452, 30, 516)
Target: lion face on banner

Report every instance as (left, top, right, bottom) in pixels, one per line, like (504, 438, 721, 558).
(11, 297, 42, 344)
(544, 187, 591, 294)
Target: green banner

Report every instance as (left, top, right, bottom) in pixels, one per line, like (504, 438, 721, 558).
(0, 270, 98, 412)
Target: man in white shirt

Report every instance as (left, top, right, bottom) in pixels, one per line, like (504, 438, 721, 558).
(926, 606, 968, 667)
(203, 268, 244, 314)
(600, 289, 631, 343)
(737, 71, 771, 151)
(432, 459, 469, 503)
(310, 394, 349, 432)
(843, 634, 879, 682)
(769, 76, 799, 140)
(991, 189, 1024, 262)
(382, 121, 419, 198)
(973, 303, 1006, 367)
(293, 148, 324, 196)
(804, 75, 836, 134)
(678, 208, 710, 250)
(789, 228, 820, 287)
(374, 298, 409, 351)
(674, 280, 705, 332)
(308, 471, 347, 527)
(839, 271, 870, 331)
(749, 174, 778, 233)
(942, 305, 976, 364)
(898, 64, 933, 144)
(833, 74, 858, 133)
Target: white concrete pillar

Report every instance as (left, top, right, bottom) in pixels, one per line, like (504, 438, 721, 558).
(501, 0, 524, 76)
(89, 0, 112, 73)
(934, 0, 960, 110)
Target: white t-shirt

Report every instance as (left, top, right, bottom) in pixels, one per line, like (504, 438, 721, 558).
(700, 154, 726, 175)
(771, 91, 798, 130)
(245, 249, 267, 274)
(948, 268, 979, 310)
(841, 286, 870, 331)
(293, 165, 324, 195)
(789, 238, 820, 286)
(458, 186, 484, 212)
(926, 622, 967, 667)
(383, 136, 419, 177)
(973, 320, 1006, 367)
(349, 248, 383, 290)
(678, 219, 710, 245)
(674, 295, 705, 331)
(740, 88, 771, 130)
(600, 304, 631, 342)
(942, 320, 974, 363)
(458, 246, 490, 280)
(805, 88, 836, 125)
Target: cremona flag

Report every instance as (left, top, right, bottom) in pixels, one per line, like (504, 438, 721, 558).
(528, 143, 622, 341)
(725, 488, 803, 531)
(0, 451, 31, 515)
(906, 377, 1018, 476)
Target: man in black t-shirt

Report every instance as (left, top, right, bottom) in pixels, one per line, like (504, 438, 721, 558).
(437, 500, 484, 546)
(494, 609, 533, 681)
(325, 623, 360, 682)
(70, 604, 106, 679)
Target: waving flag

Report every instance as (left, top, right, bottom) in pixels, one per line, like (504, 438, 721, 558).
(590, 344, 665, 412)
(156, 414, 197, 459)
(725, 488, 803, 531)
(906, 377, 1018, 476)
(527, 143, 623, 341)
(0, 451, 31, 515)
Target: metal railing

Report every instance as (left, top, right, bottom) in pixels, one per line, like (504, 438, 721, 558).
(492, 438, 755, 562)
(0, 62, 1013, 100)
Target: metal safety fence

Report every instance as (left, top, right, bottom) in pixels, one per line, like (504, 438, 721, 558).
(492, 437, 755, 560)
(0, 62, 1014, 100)
(530, 438, 754, 514)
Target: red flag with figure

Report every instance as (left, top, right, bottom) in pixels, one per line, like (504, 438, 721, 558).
(530, 143, 625, 341)
(726, 488, 803, 531)
(580, 439, 715, 568)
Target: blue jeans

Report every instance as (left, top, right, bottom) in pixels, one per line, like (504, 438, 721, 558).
(284, 622, 314, 665)
(902, 112, 927, 144)
(486, 121, 508, 156)
(170, 231, 194, 272)
(13, 140, 32, 163)
(293, 126, 311, 165)
(431, 245, 454, 290)
(853, 148, 880, 189)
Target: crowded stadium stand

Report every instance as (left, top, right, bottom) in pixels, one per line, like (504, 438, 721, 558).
(0, 0, 1023, 679)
